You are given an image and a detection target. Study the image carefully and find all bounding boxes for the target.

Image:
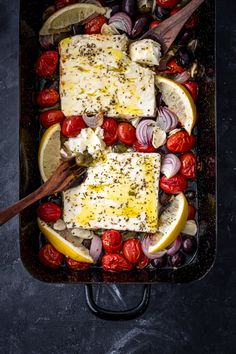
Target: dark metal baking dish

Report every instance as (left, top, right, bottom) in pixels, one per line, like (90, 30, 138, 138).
(19, 0, 216, 319)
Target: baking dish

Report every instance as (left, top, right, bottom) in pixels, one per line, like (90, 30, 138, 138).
(19, 0, 216, 319)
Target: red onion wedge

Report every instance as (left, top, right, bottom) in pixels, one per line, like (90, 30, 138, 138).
(156, 107, 178, 132)
(161, 153, 181, 178)
(166, 235, 182, 256)
(109, 12, 132, 36)
(90, 235, 102, 263)
(173, 71, 190, 84)
(136, 119, 157, 145)
(141, 235, 167, 259)
(82, 112, 104, 128)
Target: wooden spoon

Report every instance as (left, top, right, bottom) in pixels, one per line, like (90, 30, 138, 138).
(141, 0, 205, 54)
(0, 159, 86, 226)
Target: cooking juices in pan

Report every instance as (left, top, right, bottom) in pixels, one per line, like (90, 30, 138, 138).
(31, 0, 208, 272)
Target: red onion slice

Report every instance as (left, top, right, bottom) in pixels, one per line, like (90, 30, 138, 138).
(141, 236, 167, 259)
(161, 153, 181, 178)
(109, 12, 132, 36)
(166, 235, 182, 256)
(156, 107, 178, 132)
(136, 119, 157, 145)
(173, 71, 190, 84)
(90, 235, 102, 263)
(82, 112, 104, 128)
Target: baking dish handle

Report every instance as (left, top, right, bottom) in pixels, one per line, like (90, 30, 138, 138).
(85, 284, 151, 320)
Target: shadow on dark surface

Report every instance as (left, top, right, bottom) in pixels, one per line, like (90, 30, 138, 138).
(0, 0, 235, 353)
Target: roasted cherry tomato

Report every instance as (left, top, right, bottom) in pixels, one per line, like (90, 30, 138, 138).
(160, 58, 185, 74)
(102, 254, 133, 272)
(85, 15, 107, 34)
(61, 115, 86, 137)
(171, 7, 199, 28)
(55, 0, 76, 10)
(123, 239, 142, 264)
(133, 140, 156, 153)
(156, 0, 181, 8)
(40, 109, 65, 128)
(180, 152, 197, 179)
(167, 131, 196, 152)
(188, 204, 196, 220)
(66, 258, 91, 270)
(102, 230, 123, 253)
(35, 51, 58, 77)
(160, 174, 187, 194)
(37, 202, 62, 222)
(150, 19, 162, 29)
(182, 81, 199, 102)
(37, 88, 59, 107)
(102, 118, 118, 145)
(117, 123, 136, 146)
(39, 244, 64, 269)
(137, 254, 149, 269)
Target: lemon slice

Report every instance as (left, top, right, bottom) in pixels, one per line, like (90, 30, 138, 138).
(155, 76, 196, 134)
(38, 218, 93, 263)
(38, 123, 61, 182)
(149, 192, 188, 253)
(40, 4, 108, 35)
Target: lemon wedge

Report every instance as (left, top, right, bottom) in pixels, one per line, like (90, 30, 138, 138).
(38, 123, 61, 182)
(149, 192, 188, 253)
(40, 4, 108, 35)
(38, 218, 93, 263)
(155, 76, 196, 134)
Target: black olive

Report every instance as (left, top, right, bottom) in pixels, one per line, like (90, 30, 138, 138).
(176, 47, 194, 68)
(185, 190, 196, 200)
(155, 6, 170, 20)
(151, 255, 167, 268)
(44, 194, 62, 206)
(182, 236, 197, 254)
(168, 252, 186, 267)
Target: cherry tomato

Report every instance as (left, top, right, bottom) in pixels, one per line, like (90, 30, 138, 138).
(37, 202, 62, 222)
(180, 152, 196, 179)
(85, 15, 107, 35)
(133, 140, 157, 152)
(66, 258, 91, 270)
(39, 244, 64, 269)
(160, 174, 187, 194)
(156, 0, 181, 8)
(40, 109, 65, 128)
(137, 254, 149, 269)
(171, 7, 199, 28)
(117, 123, 136, 146)
(150, 19, 162, 29)
(167, 131, 196, 152)
(61, 115, 86, 137)
(182, 81, 199, 102)
(102, 230, 123, 253)
(188, 204, 196, 220)
(35, 51, 58, 77)
(102, 118, 118, 145)
(160, 58, 185, 74)
(102, 254, 133, 271)
(55, 0, 76, 10)
(123, 239, 142, 264)
(37, 88, 59, 107)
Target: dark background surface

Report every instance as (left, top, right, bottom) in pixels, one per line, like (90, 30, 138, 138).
(0, 0, 235, 353)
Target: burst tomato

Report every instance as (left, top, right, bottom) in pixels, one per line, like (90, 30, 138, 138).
(37, 202, 62, 222)
(35, 51, 58, 77)
(39, 244, 64, 269)
(37, 88, 59, 107)
(117, 123, 136, 145)
(137, 254, 149, 269)
(102, 254, 133, 271)
(102, 118, 118, 145)
(180, 152, 197, 179)
(61, 115, 86, 137)
(171, 7, 199, 28)
(182, 81, 199, 102)
(40, 109, 65, 128)
(133, 140, 156, 152)
(102, 230, 123, 253)
(150, 19, 162, 29)
(66, 258, 91, 270)
(85, 15, 107, 34)
(160, 174, 187, 194)
(156, 0, 181, 8)
(167, 131, 196, 152)
(188, 204, 196, 220)
(123, 239, 142, 264)
(160, 58, 185, 74)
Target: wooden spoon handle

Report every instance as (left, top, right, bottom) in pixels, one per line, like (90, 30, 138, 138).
(0, 186, 46, 226)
